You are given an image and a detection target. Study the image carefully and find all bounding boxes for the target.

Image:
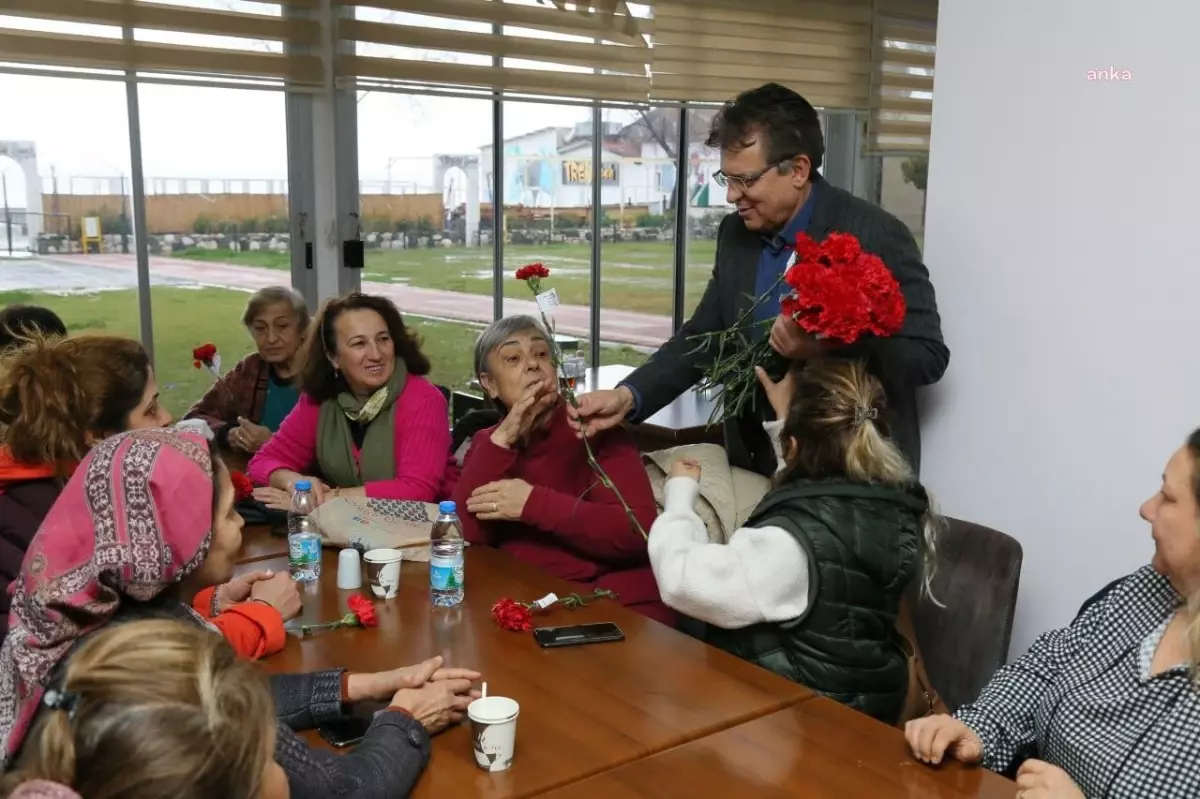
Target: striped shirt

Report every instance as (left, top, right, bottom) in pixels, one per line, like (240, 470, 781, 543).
(955, 565, 1200, 798)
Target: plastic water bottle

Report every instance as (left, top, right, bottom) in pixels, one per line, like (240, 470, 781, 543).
(287, 480, 321, 582)
(430, 501, 464, 607)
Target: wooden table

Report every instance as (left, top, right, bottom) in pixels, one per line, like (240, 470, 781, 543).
(237, 524, 289, 564)
(542, 698, 1016, 799)
(239, 546, 812, 799)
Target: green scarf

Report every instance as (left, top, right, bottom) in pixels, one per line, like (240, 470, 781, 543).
(316, 362, 406, 488)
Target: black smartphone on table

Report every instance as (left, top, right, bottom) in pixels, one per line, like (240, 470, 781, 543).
(318, 717, 372, 748)
(533, 622, 624, 649)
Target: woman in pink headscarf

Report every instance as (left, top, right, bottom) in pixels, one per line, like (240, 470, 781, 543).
(0, 428, 481, 798)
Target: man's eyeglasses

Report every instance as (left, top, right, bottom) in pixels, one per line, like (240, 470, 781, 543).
(713, 158, 796, 192)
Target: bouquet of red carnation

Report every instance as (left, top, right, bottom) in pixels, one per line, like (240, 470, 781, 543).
(780, 232, 905, 344)
(691, 231, 905, 423)
(192, 343, 221, 376)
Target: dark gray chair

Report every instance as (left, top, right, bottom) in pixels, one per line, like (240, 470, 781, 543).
(908, 517, 1024, 712)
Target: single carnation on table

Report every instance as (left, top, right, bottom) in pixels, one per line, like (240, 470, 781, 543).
(301, 593, 378, 635)
(491, 589, 617, 632)
(689, 231, 906, 424)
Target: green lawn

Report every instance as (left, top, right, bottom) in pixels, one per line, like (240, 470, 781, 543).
(0, 287, 651, 417)
(175, 241, 717, 318)
(173, 233, 924, 320)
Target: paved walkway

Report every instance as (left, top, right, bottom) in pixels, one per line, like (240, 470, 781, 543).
(31, 253, 675, 348)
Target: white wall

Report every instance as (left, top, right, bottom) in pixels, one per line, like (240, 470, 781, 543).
(921, 0, 1200, 658)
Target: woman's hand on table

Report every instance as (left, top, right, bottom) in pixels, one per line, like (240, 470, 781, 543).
(1014, 760, 1085, 799)
(249, 571, 303, 620)
(390, 678, 481, 735)
(467, 479, 534, 522)
(345, 656, 482, 704)
(254, 476, 330, 510)
(230, 417, 271, 454)
(905, 714, 983, 766)
(489, 379, 558, 449)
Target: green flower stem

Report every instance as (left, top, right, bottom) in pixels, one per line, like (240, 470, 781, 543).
(526, 277, 648, 541)
(300, 613, 358, 636)
(687, 275, 789, 425)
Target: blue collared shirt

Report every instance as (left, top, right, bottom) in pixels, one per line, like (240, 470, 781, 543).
(752, 183, 819, 328)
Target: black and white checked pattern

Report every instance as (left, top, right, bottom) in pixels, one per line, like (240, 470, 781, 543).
(955, 566, 1200, 798)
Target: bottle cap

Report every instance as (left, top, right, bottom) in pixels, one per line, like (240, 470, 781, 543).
(295, 480, 313, 492)
(438, 500, 456, 514)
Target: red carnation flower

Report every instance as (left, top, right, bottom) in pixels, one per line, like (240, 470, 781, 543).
(491, 597, 533, 632)
(515, 263, 550, 281)
(348, 594, 379, 628)
(793, 232, 821, 264)
(818, 231, 862, 264)
(192, 343, 217, 365)
(230, 470, 253, 503)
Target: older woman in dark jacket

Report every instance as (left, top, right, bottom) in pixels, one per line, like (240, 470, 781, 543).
(184, 286, 309, 454)
(0, 429, 481, 798)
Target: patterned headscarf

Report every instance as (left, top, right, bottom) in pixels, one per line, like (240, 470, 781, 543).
(0, 428, 216, 765)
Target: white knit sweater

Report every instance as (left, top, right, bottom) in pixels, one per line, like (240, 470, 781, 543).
(647, 421, 812, 629)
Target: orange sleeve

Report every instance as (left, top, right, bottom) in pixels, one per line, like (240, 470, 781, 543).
(193, 586, 218, 619)
(209, 602, 288, 660)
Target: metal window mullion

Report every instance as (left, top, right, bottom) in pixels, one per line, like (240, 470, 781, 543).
(123, 23, 154, 364)
(671, 102, 689, 332)
(491, 21, 504, 321)
(589, 101, 601, 367)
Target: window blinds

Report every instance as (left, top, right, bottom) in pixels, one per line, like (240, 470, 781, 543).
(0, 0, 324, 87)
(0, 0, 937, 153)
(867, 0, 936, 153)
(645, 0, 874, 111)
(338, 0, 652, 102)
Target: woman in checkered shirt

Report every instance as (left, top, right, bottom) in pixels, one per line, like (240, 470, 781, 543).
(906, 429, 1200, 799)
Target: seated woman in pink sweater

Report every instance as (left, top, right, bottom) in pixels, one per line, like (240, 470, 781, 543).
(248, 293, 456, 506)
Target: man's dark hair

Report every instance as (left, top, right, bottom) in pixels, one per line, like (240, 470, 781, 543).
(706, 82, 825, 181)
(0, 305, 67, 350)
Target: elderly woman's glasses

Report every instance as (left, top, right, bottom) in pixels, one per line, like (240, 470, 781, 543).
(713, 158, 795, 192)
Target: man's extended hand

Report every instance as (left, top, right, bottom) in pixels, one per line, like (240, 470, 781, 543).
(768, 315, 826, 361)
(566, 386, 635, 438)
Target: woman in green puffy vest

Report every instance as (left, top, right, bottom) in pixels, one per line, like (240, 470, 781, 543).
(647, 358, 941, 724)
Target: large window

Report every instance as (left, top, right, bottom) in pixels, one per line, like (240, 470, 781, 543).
(141, 84, 289, 416)
(357, 91, 494, 393)
(497, 100, 595, 366)
(0, 73, 139, 361)
(682, 105, 724, 320)
(594, 105, 678, 368)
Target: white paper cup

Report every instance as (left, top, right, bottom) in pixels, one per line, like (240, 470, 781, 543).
(467, 696, 519, 772)
(363, 549, 403, 599)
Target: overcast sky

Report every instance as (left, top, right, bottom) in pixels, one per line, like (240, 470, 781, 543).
(0, 2, 650, 201)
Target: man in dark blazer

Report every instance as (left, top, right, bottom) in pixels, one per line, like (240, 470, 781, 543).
(572, 83, 948, 476)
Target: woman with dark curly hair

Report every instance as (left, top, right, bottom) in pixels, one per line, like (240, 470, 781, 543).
(248, 293, 456, 507)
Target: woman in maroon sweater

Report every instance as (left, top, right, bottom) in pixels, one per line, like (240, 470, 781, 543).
(452, 316, 674, 627)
